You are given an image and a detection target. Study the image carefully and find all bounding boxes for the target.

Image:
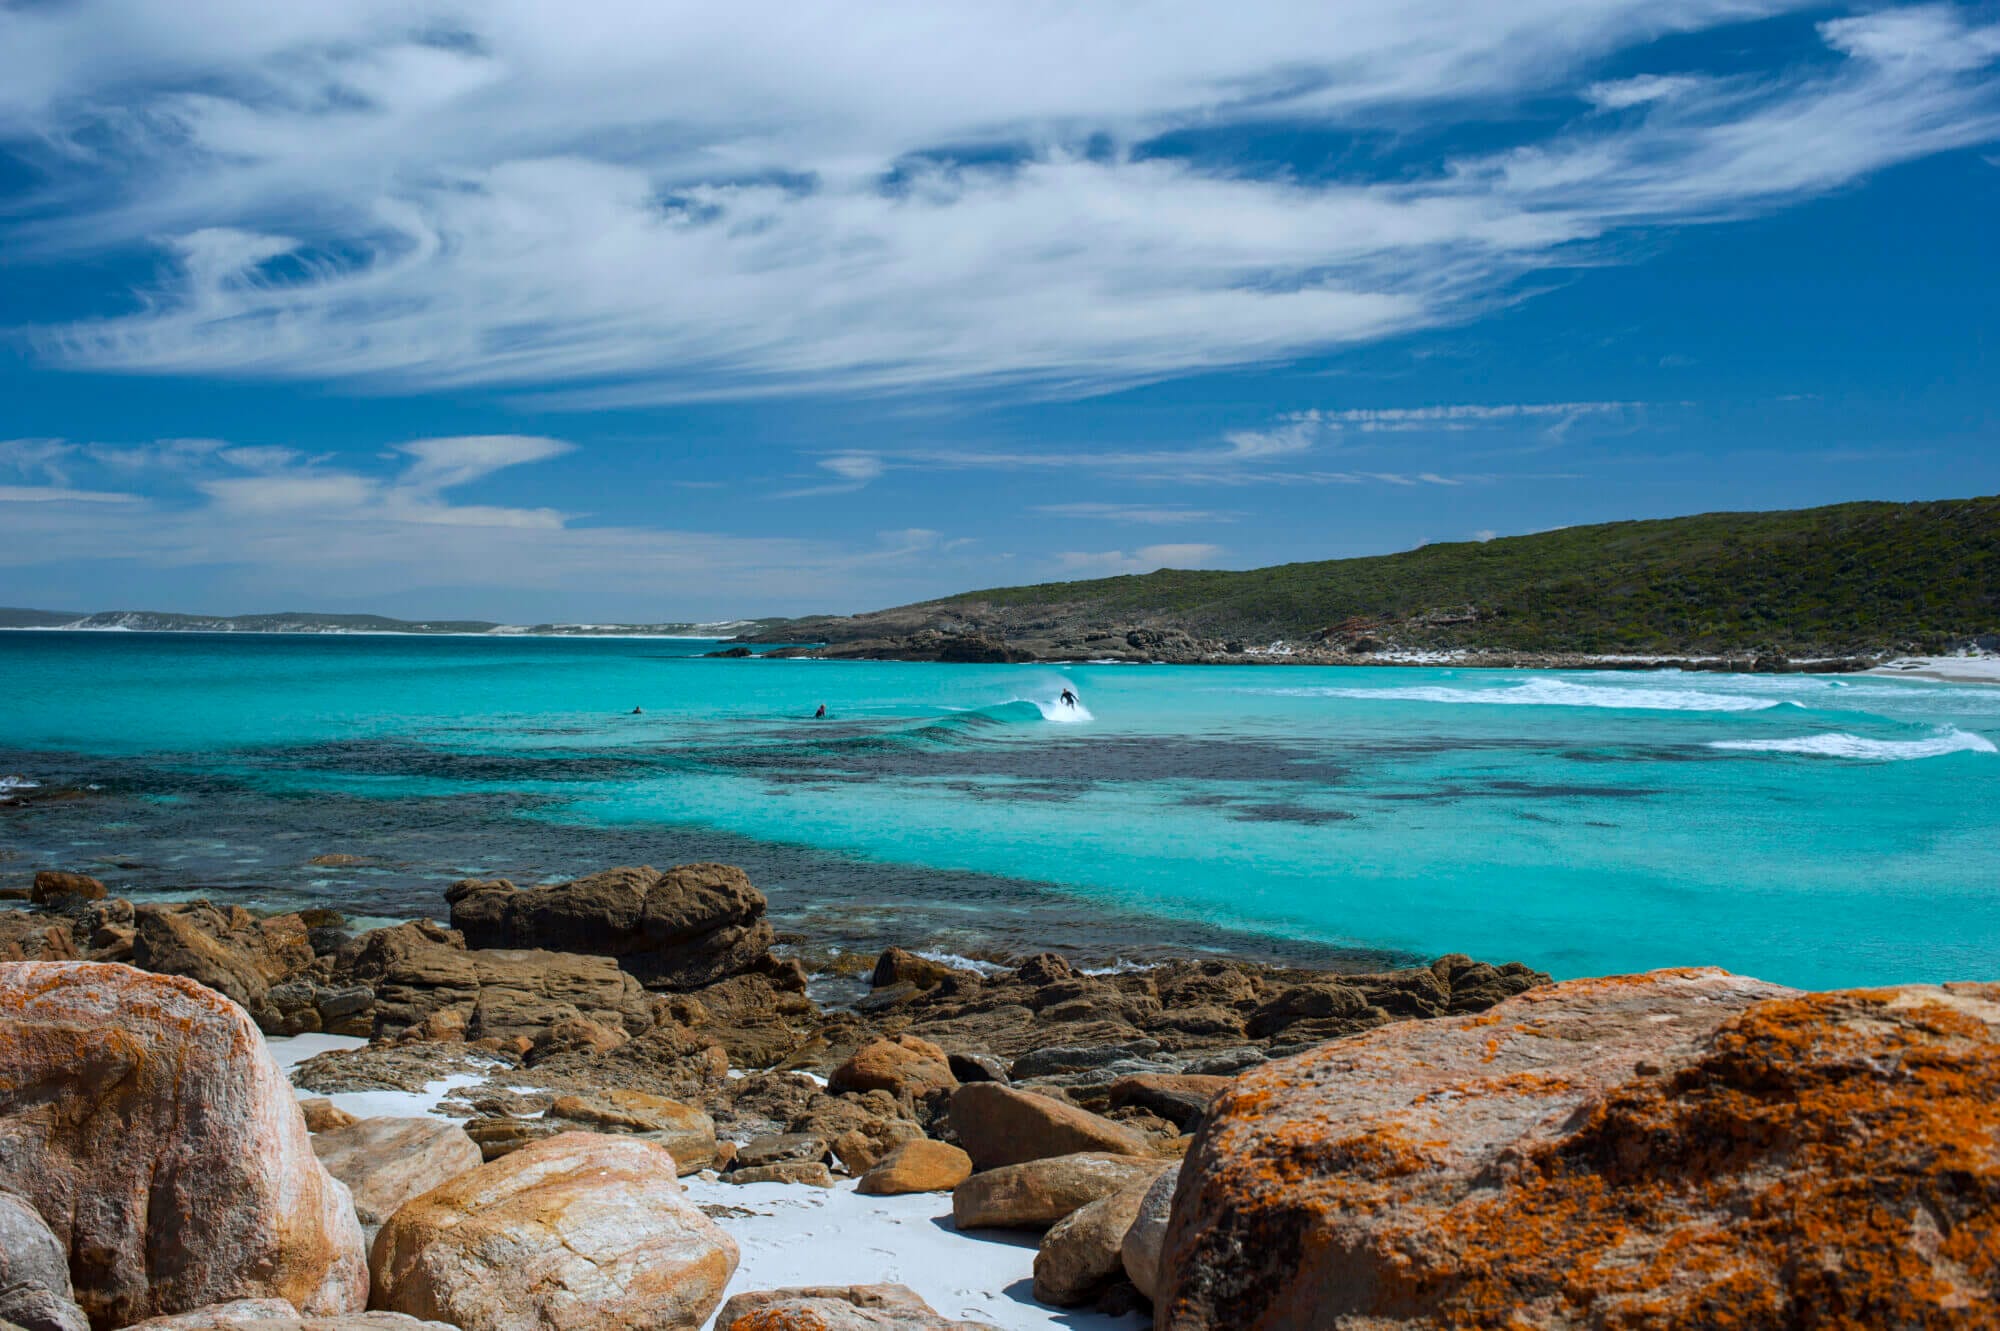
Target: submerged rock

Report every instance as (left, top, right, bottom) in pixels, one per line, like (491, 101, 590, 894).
(1161, 968, 2000, 1329)
(0, 961, 367, 1327)
(371, 1131, 738, 1331)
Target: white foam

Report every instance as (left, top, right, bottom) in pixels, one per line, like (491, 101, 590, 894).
(1708, 728, 1998, 760)
(0, 775, 39, 792)
(1260, 678, 1787, 713)
(1026, 695, 1094, 723)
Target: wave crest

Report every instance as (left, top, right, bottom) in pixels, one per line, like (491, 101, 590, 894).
(1707, 729, 1997, 760)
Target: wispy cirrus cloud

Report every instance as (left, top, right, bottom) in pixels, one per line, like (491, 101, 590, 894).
(1055, 543, 1225, 576)
(1034, 502, 1236, 525)
(1, 4, 1994, 404)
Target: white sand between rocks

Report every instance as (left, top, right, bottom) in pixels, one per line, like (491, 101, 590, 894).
(266, 1034, 1144, 1331)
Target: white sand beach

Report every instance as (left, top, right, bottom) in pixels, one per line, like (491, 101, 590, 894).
(1866, 655, 2000, 685)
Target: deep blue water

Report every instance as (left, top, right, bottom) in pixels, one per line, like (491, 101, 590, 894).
(3, 631, 1997, 988)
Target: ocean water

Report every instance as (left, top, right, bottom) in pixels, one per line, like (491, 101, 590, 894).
(3, 631, 1997, 989)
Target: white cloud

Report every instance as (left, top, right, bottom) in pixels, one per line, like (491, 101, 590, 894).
(3, 3, 1993, 402)
(1034, 502, 1233, 524)
(0, 485, 142, 504)
(818, 453, 886, 483)
(1054, 543, 1223, 575)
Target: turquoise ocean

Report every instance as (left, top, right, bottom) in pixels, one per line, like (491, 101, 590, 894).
(3, 631, 1997, 989)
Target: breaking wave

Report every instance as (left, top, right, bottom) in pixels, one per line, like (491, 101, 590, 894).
(1707, 729, 1997, 760)
(1263, 678, 1791, 713)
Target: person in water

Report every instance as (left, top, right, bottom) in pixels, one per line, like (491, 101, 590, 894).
(814, 703, 827, 719)
(631, 706, 643, 714)
(1059, 688, 1078, 709)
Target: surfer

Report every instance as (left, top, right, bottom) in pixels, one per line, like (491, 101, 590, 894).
(814, 703, 827, 719)
(630, 706, 644, 715)
(1059, 688, 1079, 709)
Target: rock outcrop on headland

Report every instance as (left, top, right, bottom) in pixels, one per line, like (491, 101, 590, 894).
(0, 962, 368, 1328)
(1162, 968, 2000, 1330)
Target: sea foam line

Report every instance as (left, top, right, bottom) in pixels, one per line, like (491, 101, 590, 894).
(1707, 729, 1997, 760)
(1256, 678, 1790, 713)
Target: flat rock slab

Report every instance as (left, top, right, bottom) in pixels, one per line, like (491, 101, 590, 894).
(0, 961, 367, 1328)
(1163, 969, 2000, 1329)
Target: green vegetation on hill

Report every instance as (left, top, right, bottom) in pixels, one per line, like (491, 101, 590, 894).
(888, 496, 2000, 653)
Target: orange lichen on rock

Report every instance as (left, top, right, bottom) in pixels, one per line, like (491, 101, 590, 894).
(1160, 970, 2000, 1330)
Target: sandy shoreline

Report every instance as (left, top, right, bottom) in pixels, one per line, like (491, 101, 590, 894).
(1864, 655, 2000, 685)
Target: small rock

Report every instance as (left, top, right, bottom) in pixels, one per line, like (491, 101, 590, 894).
(460, 1116, 561, 1161)
(855, 1140, 972, 1196)
(1105, 1073, 1232, 1131)
(946, 1052, 1009, 1085)
(30, 871, 105, 905)
(1033, 1180, 1152, 1306)
(952, 1152, 1166, 1231)
(299, 1099, 359, 1133)
(948, 1083, 1153, 1170)
(714, 1284, 987, 1331)
(723, 1162, 834, 1187)
(870, 947, 955, 990)
(829, 1035, 957, 1102)
(735, 1132, 828, 1169)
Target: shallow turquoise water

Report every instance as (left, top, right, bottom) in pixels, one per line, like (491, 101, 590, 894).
(3, 631, 1997, 988)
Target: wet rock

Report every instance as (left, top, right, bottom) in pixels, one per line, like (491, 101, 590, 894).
(309, 1118, 482, 1240)
(445, 863, 775, 991)
(0, 1189, 88, 1331)
(948, 1083, 1153, 1170)
(29, 872, 104, 906)
(1033, 1180, 1152, 1307)
(829, 1035, 957, 1102)
(870, 947, 954, 990)
(371, 1131, 737, 1331)
(1105, 1073, 1231, 1132)
(1156, 968, 1942, 1330)
(1118, 1162, 1179, 1301)
(299, 1099, 359, 1133)
(722, 1162, 834, 1187)
(121, 1300, 456, 1330)
(714, 1284, 986, 1331)
(855, 1140, 972, 1195)
(952, 1152, 1167, 1231)
(0, 962, 366, 1327)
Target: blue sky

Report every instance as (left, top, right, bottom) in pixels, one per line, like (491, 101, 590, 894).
(1, 2, 1996, 622)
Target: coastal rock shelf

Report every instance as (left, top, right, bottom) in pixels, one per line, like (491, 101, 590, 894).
(2, 860, 1996, 1329)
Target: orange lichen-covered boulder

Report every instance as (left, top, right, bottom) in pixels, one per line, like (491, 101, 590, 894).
(0, 961, 368, 1328)
(830, 1034, 958, 1102)
(1162, 968, 2000, 1329)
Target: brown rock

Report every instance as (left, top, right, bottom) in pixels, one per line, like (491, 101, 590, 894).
(29, 872, 104, 905)
(1105, 1073, 1231, 1131)
(735, 1132, 828, 1168)
(855, 1140, 972, 1195)
(1158, 968, 2000, 1330)
(130, 903, 316, 1033)
(722, 1161, 834, 1187)
(951, 1152, 1166, 1231)
(870, 947, 954, 990)
(948, 1082, 1152, 1170)
(0, 961, 367, 1327)
(0, 914, 79, 963)
(829, 1035, 957, 1102)
(122, 1299, 455, 1330)
(547, 1090, 717, 1173)
(445, 863, 775, 990)
(525, 1016, 627, 1064)
(460, 1116, 561, 1162)
(0, 1187, 88, 1331)
(299, 1099, 359, 1133)
(1033, 1180, 1152, 1306)
(371, 1131, 737, 1331)
(309, 1118, 482, 1237)
(715, 1284, 987, 1331)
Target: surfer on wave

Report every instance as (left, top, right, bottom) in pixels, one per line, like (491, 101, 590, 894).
(1059, 688, 1079, 709)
